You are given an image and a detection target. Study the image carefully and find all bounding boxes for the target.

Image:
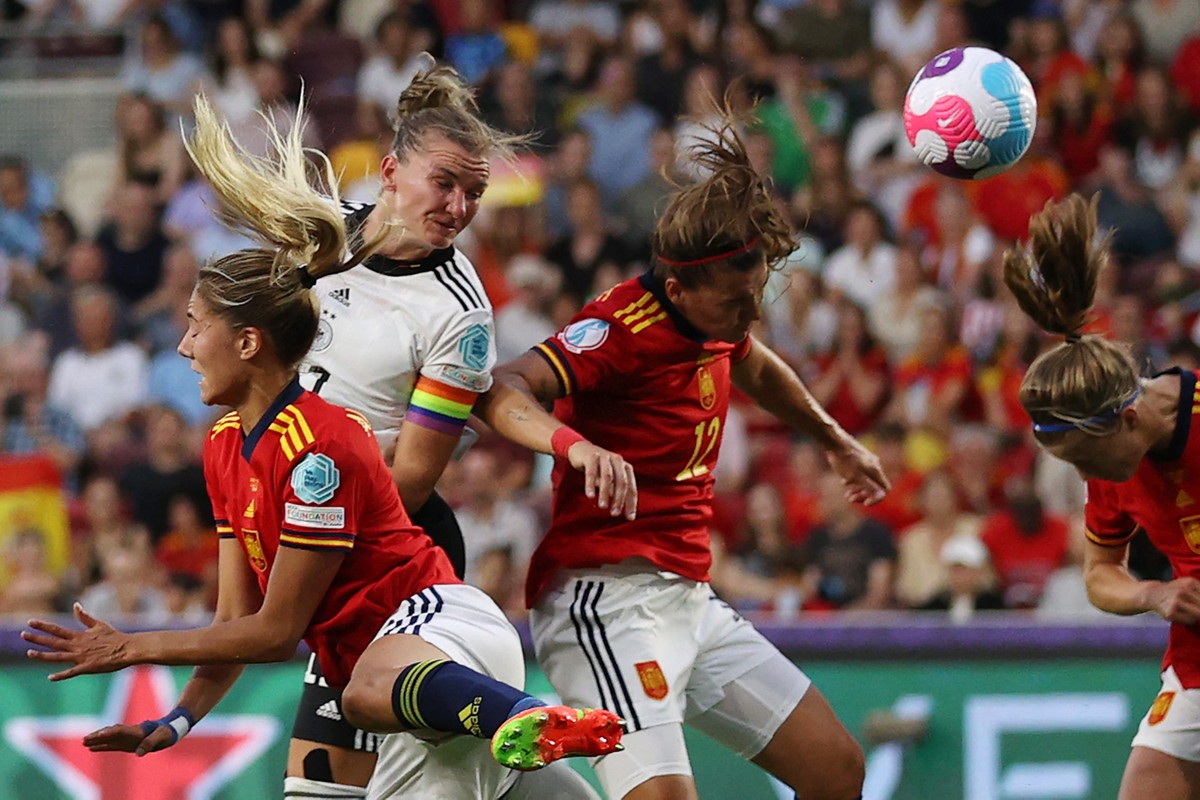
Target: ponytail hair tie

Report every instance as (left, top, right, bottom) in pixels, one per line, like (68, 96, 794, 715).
(296, 266, 317, 288)
(1065, 333, 1082, 344)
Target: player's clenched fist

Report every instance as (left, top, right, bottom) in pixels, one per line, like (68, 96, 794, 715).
(567, 441, 638, 521)
(1147, 577, 1200, 625)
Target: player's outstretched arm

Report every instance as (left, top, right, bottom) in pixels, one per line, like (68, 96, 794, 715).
(80, 540, 259, 756)
(23, 543, 343, 680)
(476, 352, 638, 520)
(731, 335, 890, 505)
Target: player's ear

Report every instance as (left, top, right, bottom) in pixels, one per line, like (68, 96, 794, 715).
(379, 153, 400, 194)
(663, 276, 684, 305)
(236, 326, 264, 361)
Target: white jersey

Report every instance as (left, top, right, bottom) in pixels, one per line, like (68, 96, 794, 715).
(298, 200, 496, 458)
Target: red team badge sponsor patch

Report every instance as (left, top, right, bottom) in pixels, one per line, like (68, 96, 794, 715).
(241, 529, 268, 573)
(1149, 691, 1176, 726)
(635, 661, 669, 700)
(1179, 516, 1200, 554)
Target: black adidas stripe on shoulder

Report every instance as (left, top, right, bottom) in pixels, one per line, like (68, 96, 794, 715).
(434, 263, 484, 312)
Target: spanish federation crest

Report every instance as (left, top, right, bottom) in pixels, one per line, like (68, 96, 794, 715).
(457, 323, 490, 371)
(291, 453, 341, 504)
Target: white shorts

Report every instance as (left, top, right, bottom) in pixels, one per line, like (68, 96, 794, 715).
(1131, 665, 1200, 763)
(365, 583, 524, 800)
(530, 565, 811, 796)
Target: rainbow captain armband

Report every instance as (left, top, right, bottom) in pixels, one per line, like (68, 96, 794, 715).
(407, 377, 478, 436)
(139, 706, 195, 745)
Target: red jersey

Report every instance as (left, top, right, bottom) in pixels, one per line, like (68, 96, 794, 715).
(1085, 368, 1200, 687)
(204, 380, 459, 687)
(526, 274, 751, 605)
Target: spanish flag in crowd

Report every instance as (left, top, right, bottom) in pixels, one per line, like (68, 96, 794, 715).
(0, 455, 70, 574)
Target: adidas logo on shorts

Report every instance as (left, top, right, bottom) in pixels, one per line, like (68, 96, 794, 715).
(316, 700, 343, 721)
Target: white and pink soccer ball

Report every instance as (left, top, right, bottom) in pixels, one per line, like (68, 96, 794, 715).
(903, 46, 1038, 180)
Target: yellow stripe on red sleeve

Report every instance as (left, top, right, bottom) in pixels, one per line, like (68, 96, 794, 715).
(1085, 525, 1140, 547)
(534, 341, 574, 396)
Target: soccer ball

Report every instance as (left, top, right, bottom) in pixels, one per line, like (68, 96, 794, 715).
(903, 46, 1038, 180)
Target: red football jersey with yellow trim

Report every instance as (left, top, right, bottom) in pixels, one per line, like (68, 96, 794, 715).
(525, 273, 751, 606)
(1085, 368, 1200, 687)
(205, 380, 459, 687)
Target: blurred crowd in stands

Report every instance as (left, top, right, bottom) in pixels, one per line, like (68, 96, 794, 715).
(1, 0, 1199, 628)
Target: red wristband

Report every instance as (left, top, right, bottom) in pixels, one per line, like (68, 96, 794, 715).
(550, 427, 587, 458)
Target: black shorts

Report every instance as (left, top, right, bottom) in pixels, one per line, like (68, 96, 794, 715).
(291, 490, 464, 748)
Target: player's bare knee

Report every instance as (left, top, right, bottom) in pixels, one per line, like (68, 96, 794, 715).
(340, 676, 383, 731)
(801, 739, 864, 800)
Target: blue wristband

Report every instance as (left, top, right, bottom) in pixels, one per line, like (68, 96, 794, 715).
(138, 706, 195, 744)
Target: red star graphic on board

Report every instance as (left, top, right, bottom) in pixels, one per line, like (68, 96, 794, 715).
(5, 666, 279, 800)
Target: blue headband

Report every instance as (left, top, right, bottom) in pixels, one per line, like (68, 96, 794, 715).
(1030, 386, 1141, 434)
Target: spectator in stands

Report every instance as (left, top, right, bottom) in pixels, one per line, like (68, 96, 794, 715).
(201, 15, 260, 123)
(895, 470, 984, 609)
(118, 404, 205, 543)
(711, 483, 808, 616)
(0, 527, 63, 616)
(225, 58, 322, 159)
(618, 127, 676, 258)
(1093, 11, 1143, 109)
(801, 471, 896, 611)
(67, 473, 151, 593)
(1130, 0, 1200, 65)
(357, 11, 423, 116)
(77, 538, 169, 622)
(454, 447, 540, 618)
(544, 177, 633, 304)
(576, 55, 658, 206)
(245, 0, 333, 59)
(528, 0, 620, 55)
(808, 300, 890, 437)
(870, 0, 939, 78)
(919, 534, 1005, 622)
(0, 331, 85, 478)
(445, 0, 506, 87)
(18, 208, 77, 306)
(862, 421, 923, 535)
(922, 183, 995, 306)
(822, 200, 897, 310)
(0, 156, 44, 262)
(1047, 67, 1114, 186)
(154, 493, 218, 607)
(46, 284, 148, 431)
(888, 299, 977, 438)
(755, 55, 847, 195)
(867, 242, 945, 364)
(113, 94, 186, 207)
(946, 424, 1007, 516)
(1115, 67, 1196, 192)
(777, 0, 872, 91)
(95, 179, 169, 305)
(1091, 142, 1176, 269)
(132, 243, 197, 356)
(482, 60, 559, 148)
(120, 14, 208, 117)
(845, 59, 922, 231)
(495, 254, 561, 364)
(632, 0, 701, 125)
(981, 476, 1071, 609)
(32, 240, 108, 357)
(671, 62, 725, 182)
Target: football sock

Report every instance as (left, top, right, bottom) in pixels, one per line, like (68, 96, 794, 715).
(391, 659, 547, 739)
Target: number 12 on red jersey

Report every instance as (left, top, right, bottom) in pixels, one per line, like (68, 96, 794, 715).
(677, 418, 721, 481)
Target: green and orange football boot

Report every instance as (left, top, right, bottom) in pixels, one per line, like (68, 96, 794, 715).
(491, 705, 625, 771)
